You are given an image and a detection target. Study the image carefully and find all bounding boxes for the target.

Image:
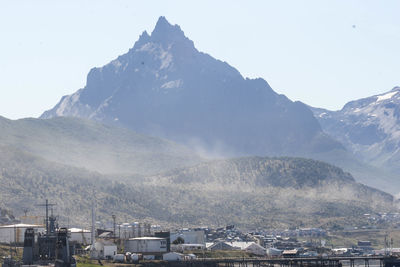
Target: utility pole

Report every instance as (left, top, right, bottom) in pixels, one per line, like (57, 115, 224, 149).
(14, 224, 17, 256)
(90, 202, 97, 259)
(91, 204, 96, 247)
(112, 215, 116, 243)
(385, 234, 388, 256)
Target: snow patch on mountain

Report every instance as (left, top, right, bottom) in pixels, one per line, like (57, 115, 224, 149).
(312, 86, 400, 174)
(161, 80, 182, 89)
(376, 91, 398, 102)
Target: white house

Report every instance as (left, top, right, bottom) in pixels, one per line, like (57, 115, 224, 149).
(94, 240, 117, 259)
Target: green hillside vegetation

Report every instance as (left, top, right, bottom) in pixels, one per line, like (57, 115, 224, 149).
(142, 157, 395, 228)
(0, 116, 201, 175)
(0, 145, 179, 226)
(151, 157, 355, 187)
(0, 144, 395, 228)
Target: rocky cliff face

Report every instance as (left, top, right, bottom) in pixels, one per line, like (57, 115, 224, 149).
(42, 16, 342, 157)
(312, 87, 400, 174)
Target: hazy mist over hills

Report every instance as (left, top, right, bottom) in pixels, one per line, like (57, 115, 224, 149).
(0, 115, 201, 175)
(0, 146, 394, 228)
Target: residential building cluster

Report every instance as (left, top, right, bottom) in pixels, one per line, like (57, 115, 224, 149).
(0, 215, 396, 263)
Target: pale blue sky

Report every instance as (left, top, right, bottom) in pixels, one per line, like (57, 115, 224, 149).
(1, 0, 399, 119)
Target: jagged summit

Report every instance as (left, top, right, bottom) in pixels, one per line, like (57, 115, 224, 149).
(130, 17, 193, 56)
(152, 16, 180, 36)
(150, 16, 193, 47)
(41, 17, 343, 157)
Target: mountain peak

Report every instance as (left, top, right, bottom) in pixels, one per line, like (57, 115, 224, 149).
(154, 16, 171, 29)
(150, 16, 188, 45)
(41, 16, 339, 160)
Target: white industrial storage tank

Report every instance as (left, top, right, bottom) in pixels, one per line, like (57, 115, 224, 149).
(113, 254, 125, 263)
(0, 224, 44, 244)
(124, 237, 167, 254)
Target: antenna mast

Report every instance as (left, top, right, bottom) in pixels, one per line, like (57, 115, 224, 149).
(37, 199, 56, 234)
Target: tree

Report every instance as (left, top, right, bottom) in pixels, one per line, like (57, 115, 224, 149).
(172, 237, 185, 245)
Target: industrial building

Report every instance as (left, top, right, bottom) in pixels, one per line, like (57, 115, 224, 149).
(124, 237, 167, 255)
(69, 228, 91, 245)
(170, 229, 205, 245)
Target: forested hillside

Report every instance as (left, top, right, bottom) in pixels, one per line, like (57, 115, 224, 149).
(1, 146, 390, 228)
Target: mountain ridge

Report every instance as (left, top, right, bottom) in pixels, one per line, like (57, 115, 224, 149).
(0, 115, 201, 175)
(38, 16, 400, 193)
(41, 16, 344, 158)
(311, 86, 400, 178)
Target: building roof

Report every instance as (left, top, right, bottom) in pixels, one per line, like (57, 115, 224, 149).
(282, 249, 299, 255)
(180, 243, 205, 247)
(98, 232, 112, 238)
(208, 241, 234, 250)
(69, 228, 90, 233)
(206, 242, 214, 248)
(128, 237, 165, 240)
(0, 223, 44, 228)
(226, 241, 256, 250)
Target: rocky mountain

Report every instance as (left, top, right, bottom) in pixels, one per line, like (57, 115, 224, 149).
(0, 145, 394, 228)
(0, 116, 200, 175)
(312, 87, 400, 177)
(41, 16, 342, 158)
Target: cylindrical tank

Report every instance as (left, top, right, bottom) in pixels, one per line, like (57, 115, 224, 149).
(113, 254, 125, 263)
(130, 253, 139, 262)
